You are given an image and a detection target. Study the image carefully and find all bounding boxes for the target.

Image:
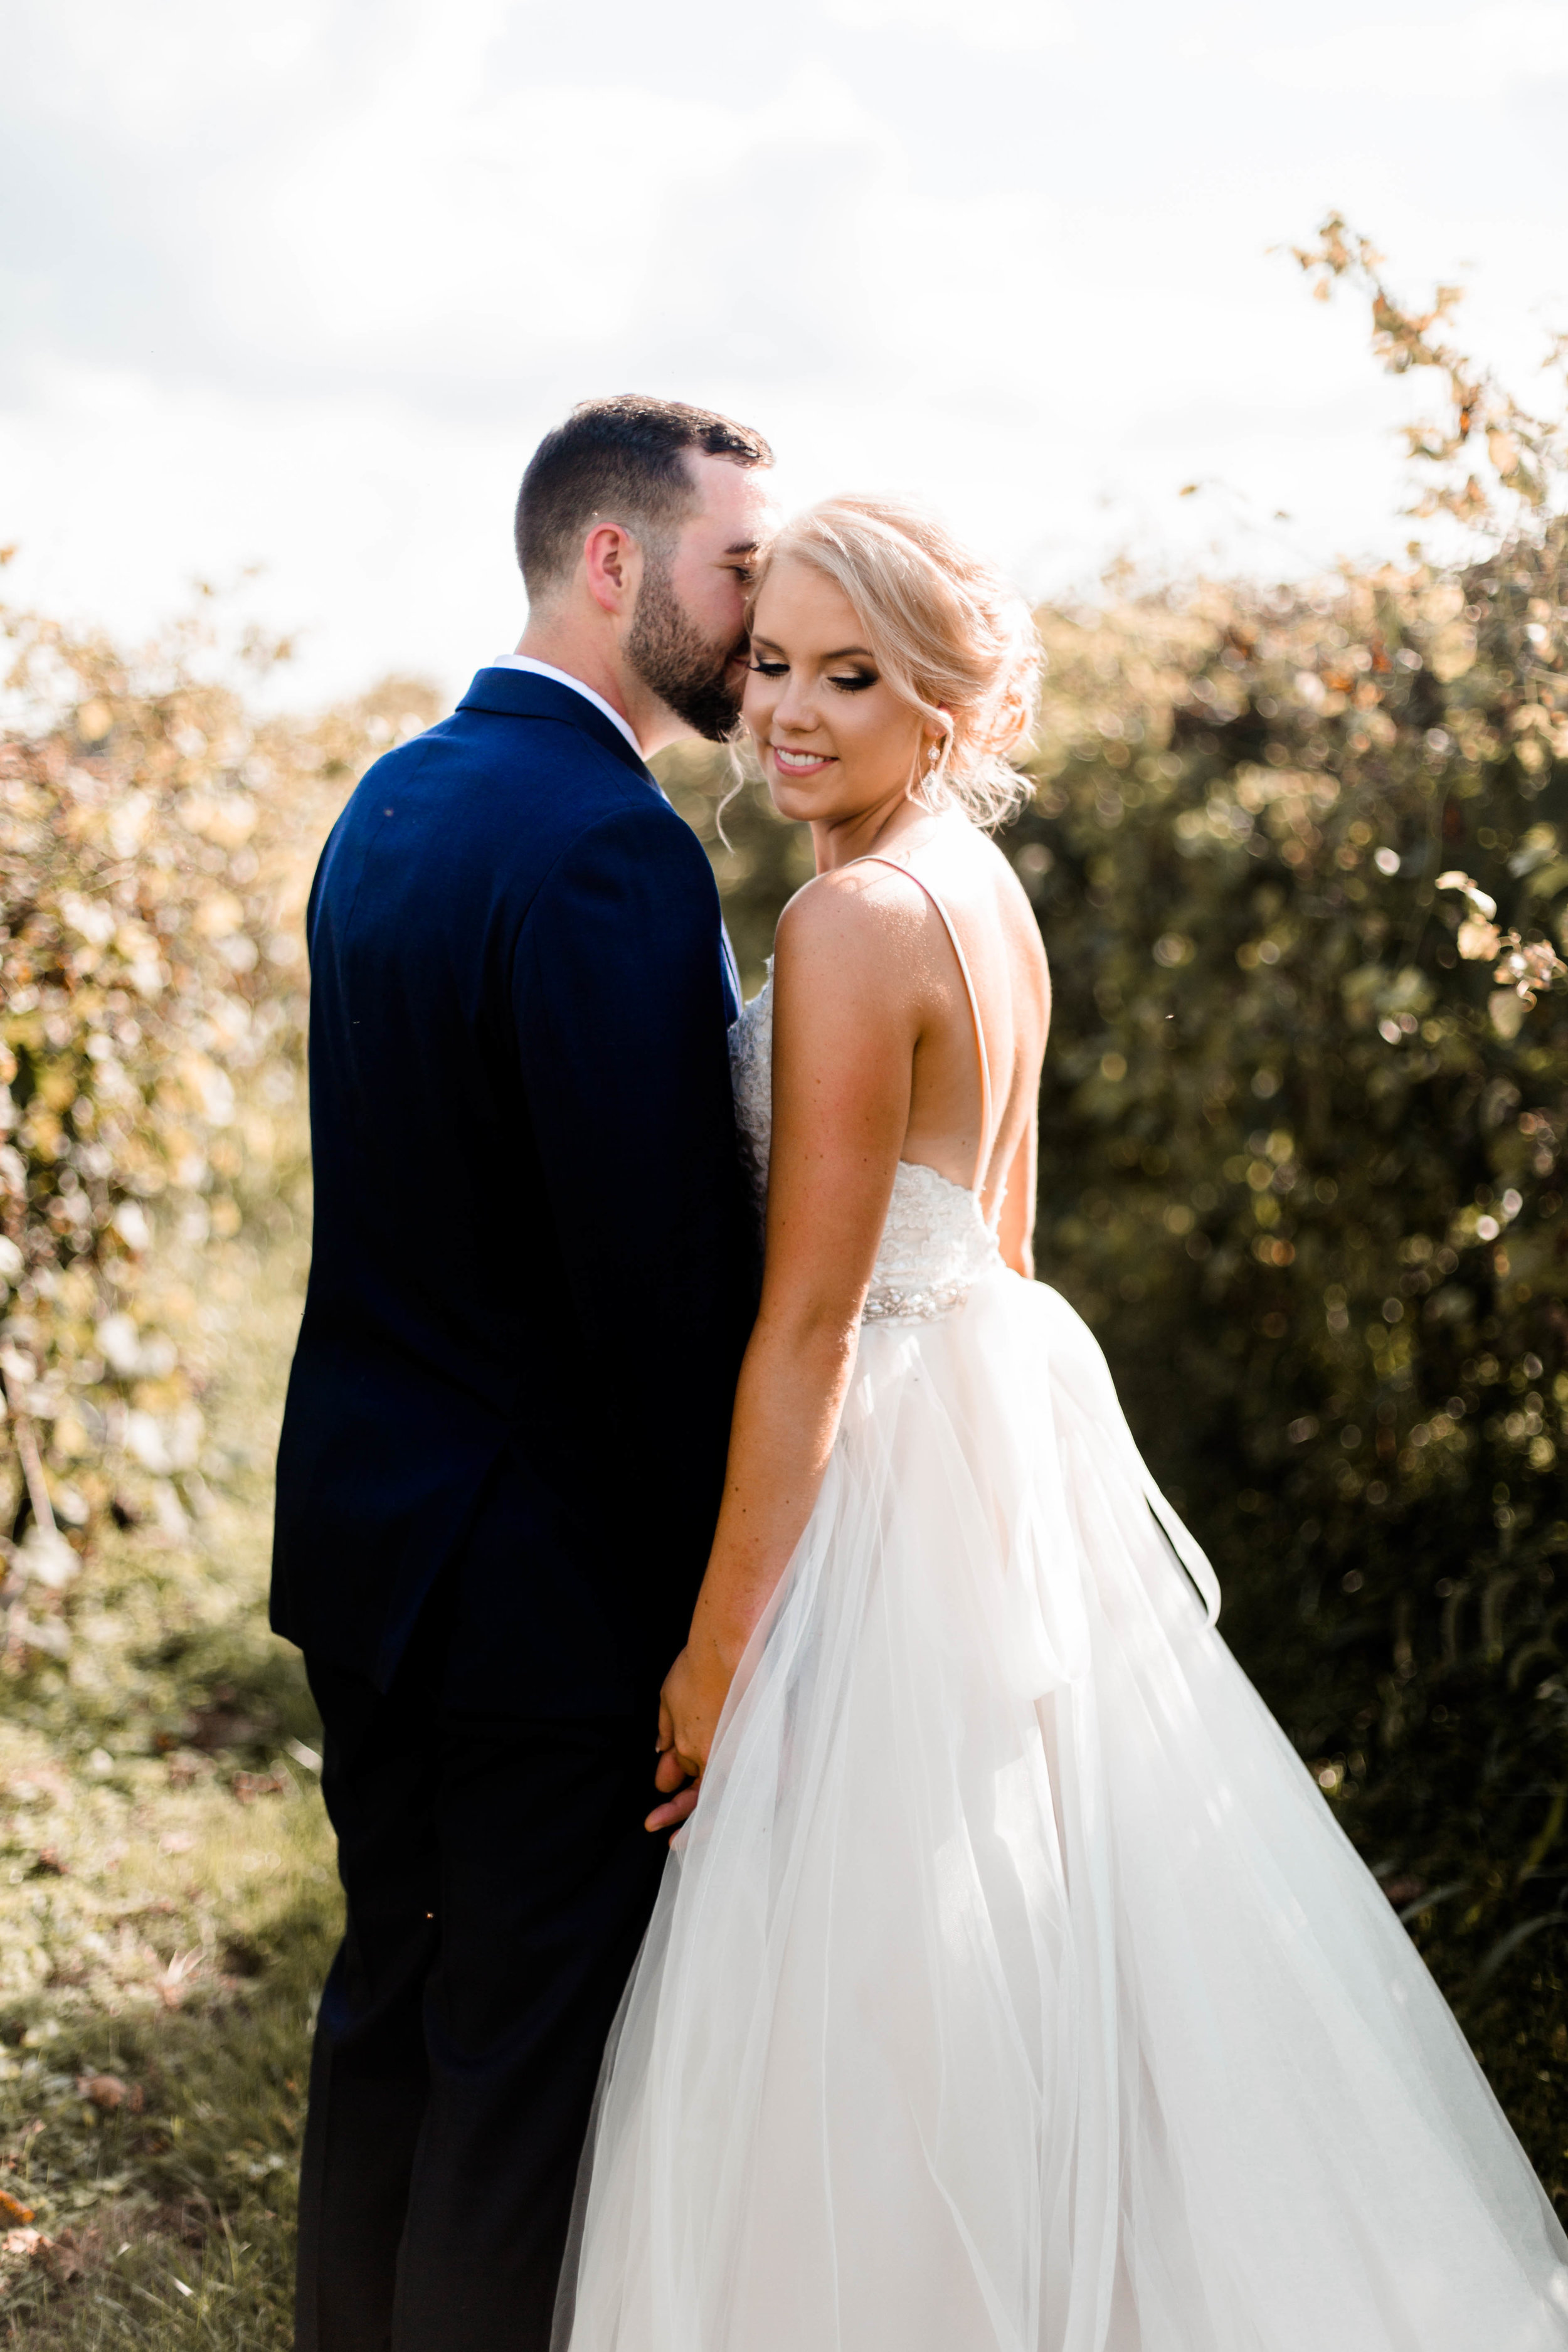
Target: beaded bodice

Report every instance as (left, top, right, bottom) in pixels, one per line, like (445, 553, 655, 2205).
(729, 970, 1002, 1326)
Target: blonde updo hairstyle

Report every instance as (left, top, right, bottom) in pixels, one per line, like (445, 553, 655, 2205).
(747, 494, 1041, 829)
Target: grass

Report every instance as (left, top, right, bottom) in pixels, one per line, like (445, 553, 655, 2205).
(0, 1226, 337, 2343)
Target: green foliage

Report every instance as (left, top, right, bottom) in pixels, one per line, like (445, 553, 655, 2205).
(1008, 544, 1567, 2197)
(0, 586, 436, 1663)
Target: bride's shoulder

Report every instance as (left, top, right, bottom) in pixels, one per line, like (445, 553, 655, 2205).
(777, 859, 921, 944)
(772, 862, 925, 1004)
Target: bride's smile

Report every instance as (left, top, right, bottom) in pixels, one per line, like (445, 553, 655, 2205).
(767, 743, 836, 775)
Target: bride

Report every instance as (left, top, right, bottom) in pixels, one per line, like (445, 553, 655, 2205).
(554, 497, 1568, 2350)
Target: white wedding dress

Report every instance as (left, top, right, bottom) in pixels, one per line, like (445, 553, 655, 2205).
(556, 865, 1568, 2352)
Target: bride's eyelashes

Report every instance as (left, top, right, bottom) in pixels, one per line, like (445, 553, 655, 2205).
(746, 657, 879, 694)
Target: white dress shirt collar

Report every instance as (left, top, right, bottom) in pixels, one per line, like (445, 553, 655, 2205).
(488, 655, 645, 763)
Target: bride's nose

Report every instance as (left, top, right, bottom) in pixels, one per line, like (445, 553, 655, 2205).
(772, 672, 819, 734)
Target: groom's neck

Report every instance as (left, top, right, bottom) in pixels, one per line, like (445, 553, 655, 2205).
(514, 617, 670, 758)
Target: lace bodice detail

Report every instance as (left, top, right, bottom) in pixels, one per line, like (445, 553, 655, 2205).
(730, 972, 1002, 1325)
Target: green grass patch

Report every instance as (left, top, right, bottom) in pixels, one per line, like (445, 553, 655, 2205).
(1, 1237, 339, 2343)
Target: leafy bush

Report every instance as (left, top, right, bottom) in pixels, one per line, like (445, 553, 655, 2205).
(0, 583, 435, 1663)
(1009, 536, 1567, 2179)
(0, 607, 395, 2340)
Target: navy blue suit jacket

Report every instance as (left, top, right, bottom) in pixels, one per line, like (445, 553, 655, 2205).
(270, 669, 758, 1713)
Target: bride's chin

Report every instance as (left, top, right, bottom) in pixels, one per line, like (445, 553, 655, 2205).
(768, 780, 823, 821)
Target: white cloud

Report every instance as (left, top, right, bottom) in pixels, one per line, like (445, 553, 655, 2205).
(238, 66, 901, 384)
(1256, 0, 1568, 102)
(0, 360, 527, 704)
(821, 0, 1075, 45)
(9, 0, 324, 138)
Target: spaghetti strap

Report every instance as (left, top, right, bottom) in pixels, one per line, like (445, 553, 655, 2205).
(850, 855, 995, 1195)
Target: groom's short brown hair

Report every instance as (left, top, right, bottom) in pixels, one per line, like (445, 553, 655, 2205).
(515, 395, 773, 603)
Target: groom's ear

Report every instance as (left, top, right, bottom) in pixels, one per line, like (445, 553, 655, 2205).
(582, 521, 643, 619)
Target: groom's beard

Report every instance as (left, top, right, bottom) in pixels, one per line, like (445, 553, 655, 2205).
(626, 553, 746, 744)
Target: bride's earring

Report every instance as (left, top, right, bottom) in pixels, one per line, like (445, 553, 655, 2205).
(917, 726, 949, 806)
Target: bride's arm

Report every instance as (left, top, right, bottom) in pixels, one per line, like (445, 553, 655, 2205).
(650, 874, 916, 1815)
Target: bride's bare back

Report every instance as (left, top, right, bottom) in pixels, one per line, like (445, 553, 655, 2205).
(779, 815, 1050, 1274)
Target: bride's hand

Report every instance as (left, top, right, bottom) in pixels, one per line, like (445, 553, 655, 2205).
(644, 1641, 735, 1836)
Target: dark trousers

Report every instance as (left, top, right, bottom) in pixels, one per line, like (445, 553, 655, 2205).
(294, 1643, 666, 2352)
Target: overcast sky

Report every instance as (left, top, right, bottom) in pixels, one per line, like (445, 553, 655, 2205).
(4, 0, 1566, 708)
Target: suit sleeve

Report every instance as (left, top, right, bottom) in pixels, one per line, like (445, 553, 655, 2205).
(514, 800, 758, 1586)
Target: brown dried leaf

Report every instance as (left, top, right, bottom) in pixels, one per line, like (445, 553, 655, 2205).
(75, 2072, 129, 2111)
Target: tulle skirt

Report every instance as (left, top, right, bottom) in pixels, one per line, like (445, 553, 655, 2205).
(556, 1268, 1568, 2351)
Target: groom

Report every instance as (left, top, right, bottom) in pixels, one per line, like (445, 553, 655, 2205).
(272, 396, 773, 2350)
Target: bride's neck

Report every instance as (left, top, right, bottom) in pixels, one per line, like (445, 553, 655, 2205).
(811, 795, 948, 875)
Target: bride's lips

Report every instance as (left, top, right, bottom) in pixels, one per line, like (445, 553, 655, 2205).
(771, 743, 837, 778)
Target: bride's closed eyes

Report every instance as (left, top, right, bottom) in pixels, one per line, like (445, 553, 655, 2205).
(748, 654, 879, 694)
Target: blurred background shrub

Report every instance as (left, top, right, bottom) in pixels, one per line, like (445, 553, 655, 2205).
(0, 588, 437, 1648)
(0, 596, 440, 2329)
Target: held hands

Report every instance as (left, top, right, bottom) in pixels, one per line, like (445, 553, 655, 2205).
(645, 1637, 739, 1839)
